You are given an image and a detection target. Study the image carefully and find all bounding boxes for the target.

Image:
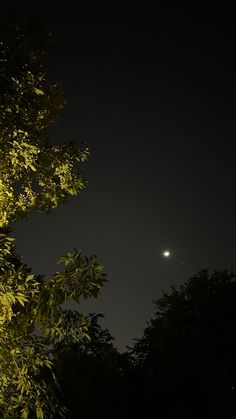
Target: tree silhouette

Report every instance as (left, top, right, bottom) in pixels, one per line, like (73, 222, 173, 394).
(52, 314, 133, 419)
(132, 269, 236, 419)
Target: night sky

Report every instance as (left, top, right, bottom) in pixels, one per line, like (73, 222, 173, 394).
(9, 9, 236, 350)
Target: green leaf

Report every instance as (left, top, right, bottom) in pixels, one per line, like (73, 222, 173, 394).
(21, 409, 29, 419)
(32, 87, 45, 95)
(36, 405, 44, 419)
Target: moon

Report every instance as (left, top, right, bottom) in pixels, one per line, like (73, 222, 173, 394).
(163, 250, 171, 257)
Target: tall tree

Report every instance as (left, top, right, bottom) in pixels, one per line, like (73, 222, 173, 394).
(0, 18, 106, 418)
(132, 269, 236, 419)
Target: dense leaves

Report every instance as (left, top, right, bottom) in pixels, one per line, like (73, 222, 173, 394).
(0, 19, 105, 418)
(52, 314, 134, 419)
(132, 269, 236, 419)
(0, 231, 106, 417)
(0, 18, 89, 228)
(50, 269, 236, 419)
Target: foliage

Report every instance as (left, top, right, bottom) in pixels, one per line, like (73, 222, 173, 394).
(132, 269, 236, 419)
(0, 231, 106, 418)
(0, 18, 89, 228)
(51, 269, 236, 419)
(52, 314, 133, 419)
(0, 19, 106, 418)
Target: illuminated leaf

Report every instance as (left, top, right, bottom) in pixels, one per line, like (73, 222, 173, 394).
(32, 87, 45, 95)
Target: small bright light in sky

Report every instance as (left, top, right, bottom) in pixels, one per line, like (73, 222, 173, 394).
(163, 250, 170, 257)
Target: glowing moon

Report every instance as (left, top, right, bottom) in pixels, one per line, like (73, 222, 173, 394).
(163, 250, 170, 257)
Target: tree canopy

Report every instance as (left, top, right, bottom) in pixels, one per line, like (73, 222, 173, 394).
(0, 17, 89, 228)
(0, 18, 106, 418)
(52, 314, 132, 419)
(132, 269, 236, 419)
(49, 269, 236, 419)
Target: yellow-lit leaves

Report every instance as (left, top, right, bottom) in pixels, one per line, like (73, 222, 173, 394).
(21, 408, 29, 419)
(0, 138, 89, 227)
(32, 87, 45, 96)
(0, 27, 89, 230)
(0, 238, 106, 416)
(0, 19, 104, 418)
(0, 292, 14, 325)
(9, 132, 39, 173)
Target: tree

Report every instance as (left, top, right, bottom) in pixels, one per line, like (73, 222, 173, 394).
(0, 19, 106, 418)
(52, 314, 132, 419)
(132, 269, 236, 419)
(0, 18, 89, 227)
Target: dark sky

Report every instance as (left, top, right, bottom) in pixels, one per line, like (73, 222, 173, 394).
(9, 8, 236, 350)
